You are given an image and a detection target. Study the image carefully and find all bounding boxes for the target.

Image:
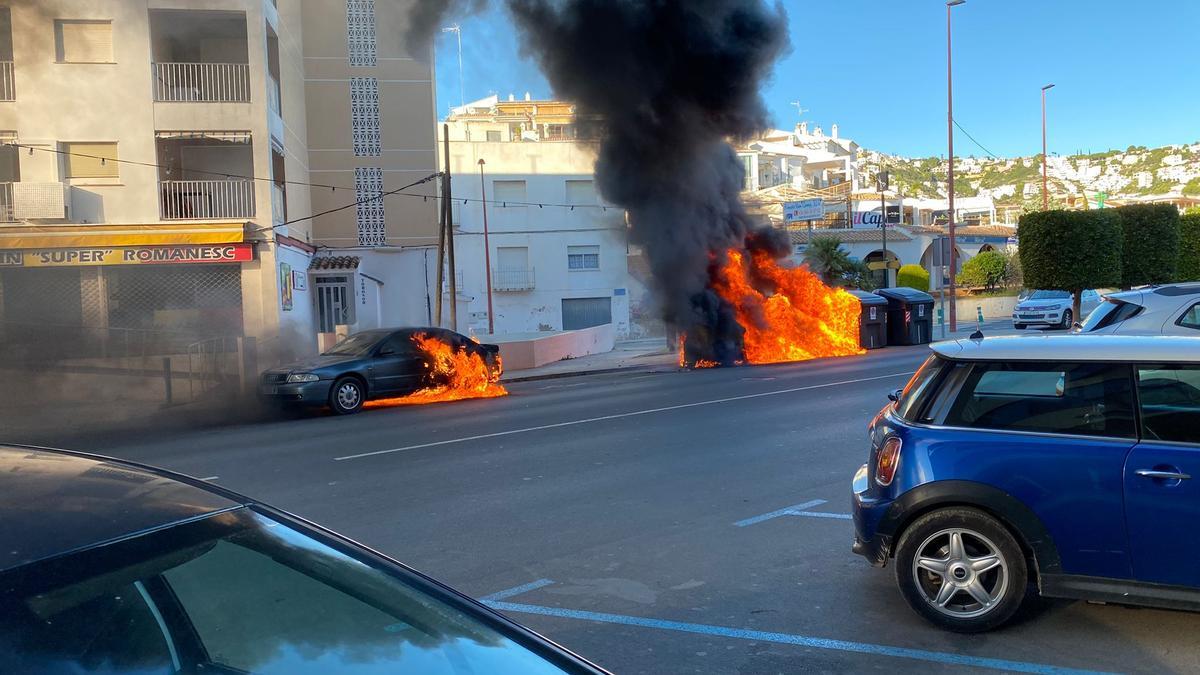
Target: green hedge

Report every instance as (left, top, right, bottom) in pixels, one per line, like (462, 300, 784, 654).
(1018, 209, 1122, 292)
(1180, 210, 1200, 281)
(1116, 204, 1179, 287)
(957, 251, 1007, 290)
(897, 264, 930, 292)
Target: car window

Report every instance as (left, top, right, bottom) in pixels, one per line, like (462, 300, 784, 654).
(379, 332, 420, 356)
(0, 509, 570, 675)
(1080, 299, 1144, 332)
(323, 332, 383, 356)
(1177, 303, 1200, 331)
(1029, 290, 1071, 300)
(894, 355, 946, 422)
(1137, 365, 1200, 444)
(944, 361, 1135, 438)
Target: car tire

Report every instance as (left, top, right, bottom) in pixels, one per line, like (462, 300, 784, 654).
(893, 507, 1027, 633)
(329, 376, 365, 415)
(1059, 309, 1073, 330)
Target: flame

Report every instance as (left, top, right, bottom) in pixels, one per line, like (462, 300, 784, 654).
(711, 248, 864, 364)
(364, 333, 507, 408)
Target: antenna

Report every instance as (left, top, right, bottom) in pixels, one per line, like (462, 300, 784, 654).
(789, 101, 809, 119)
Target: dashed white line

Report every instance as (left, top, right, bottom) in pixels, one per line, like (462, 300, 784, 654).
(334, 370, 915, 461)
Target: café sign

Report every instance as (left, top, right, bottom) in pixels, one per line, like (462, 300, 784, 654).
(0, 243, 254, 268)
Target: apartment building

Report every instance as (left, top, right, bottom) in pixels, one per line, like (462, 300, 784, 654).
(442, 95, 639, 338)
(0, 0, 437, 365)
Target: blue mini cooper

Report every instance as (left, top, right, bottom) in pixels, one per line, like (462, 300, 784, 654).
(853, 334, 1200, 632)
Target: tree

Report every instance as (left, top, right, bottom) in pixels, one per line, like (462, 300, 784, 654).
(1184, 177, 1200, 196)
(1003, 249, 1023, 289)
(1179, 209, 1200, 281)
(841, 258, 877, 291)
(897, 264, 930, 292)
(957, 251, 1007, 291)
(803, 236, 852, 285)
(1116, 204, 1179, 288)
(1019, 209, 1122, 320)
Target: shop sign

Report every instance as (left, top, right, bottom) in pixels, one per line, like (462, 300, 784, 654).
(784, 199, 824, 222)
(0, 243, 254, 268)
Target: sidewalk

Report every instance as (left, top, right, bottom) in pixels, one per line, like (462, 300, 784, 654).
(501, 338, 677, 382)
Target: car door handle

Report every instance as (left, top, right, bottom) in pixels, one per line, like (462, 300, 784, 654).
(1135, 469, 1192, 481)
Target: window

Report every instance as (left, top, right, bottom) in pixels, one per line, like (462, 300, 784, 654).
(55, 20, 113, 63)
(895, 355, 947, 422)
(1138, 365, 1200, 444)
(1177, 303, 1200, 331)
(485, 130, 503, 142)
(492, 180, 526, 206)
(565, 179, 596, 205)
(354, 167, 385, 246)
(346, 0, 377, 67)
(315, 275, 355, 332)
(350, 77, 381, 156)
(63, 142, 118, 179)
(562, 297, 612, 330)
(1081, 299, 1143, 332)
(568, 245, 600, 270)
(944, 361, 1135, 438)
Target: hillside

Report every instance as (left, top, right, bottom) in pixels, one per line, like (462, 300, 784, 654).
(860, 142, 1200, 207)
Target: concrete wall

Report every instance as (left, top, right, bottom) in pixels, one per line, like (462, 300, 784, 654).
(490, 323, 616, 371)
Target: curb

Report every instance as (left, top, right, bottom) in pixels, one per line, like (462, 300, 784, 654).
(502, 362, 674, 383)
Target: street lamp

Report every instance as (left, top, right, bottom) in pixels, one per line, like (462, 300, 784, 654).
(1041, 83, 1056, 210)
(946, 0, 965, 332)
(478, 158, 495, 336)
(442, 24, 465, 110)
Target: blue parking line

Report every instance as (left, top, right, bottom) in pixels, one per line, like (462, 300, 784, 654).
(484, 598, 1114, 675)
(792, 510, 853, 521)
(480, 578, 554, 602)
(734, 499, 827, 527)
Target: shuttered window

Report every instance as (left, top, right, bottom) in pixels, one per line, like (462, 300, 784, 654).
(64, 142, 119, 179)
(55, 20, 114, 63)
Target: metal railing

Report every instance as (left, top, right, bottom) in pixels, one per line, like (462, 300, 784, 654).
(0, 61, 14, 101)
(493, 268, 536, 291)
(186, 335, 241, 399)
(153, 62, 251, 103)
(160, 179, 255, 220)
(0, 182, 13, 222)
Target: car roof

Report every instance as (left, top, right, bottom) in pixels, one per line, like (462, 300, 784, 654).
(0, 446, 244, 573)
(931, 334, 1200, 363)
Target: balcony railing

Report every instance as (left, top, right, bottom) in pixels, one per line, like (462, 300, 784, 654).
(153, 62, 251, 103)
(0, 183, 13, 221)
(0, 62, 14, 101)
(493, 268, 535, 291)
(160, 180, 255, 220)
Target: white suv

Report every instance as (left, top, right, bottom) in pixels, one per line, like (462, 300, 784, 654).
(1013, 289, 1102, 330)
(1079, 283, 1200, 336)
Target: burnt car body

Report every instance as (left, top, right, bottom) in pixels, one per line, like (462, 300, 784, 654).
(0, 445, 606, 674)
(259, 327, 502, 414)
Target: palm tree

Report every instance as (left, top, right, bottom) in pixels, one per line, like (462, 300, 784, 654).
(803, 236, 852, 284)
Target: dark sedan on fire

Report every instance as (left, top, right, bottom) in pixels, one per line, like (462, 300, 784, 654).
(259, 327, 502, 414)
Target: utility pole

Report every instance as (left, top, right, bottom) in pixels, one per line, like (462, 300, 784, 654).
(478, 158, 494, 335)
(434, 158, 446, 326)
(444, 124, 458, 330)
(1042, 83, 1056, 210)
(878, 170, 889, 288)
(946, 0, 965, 332)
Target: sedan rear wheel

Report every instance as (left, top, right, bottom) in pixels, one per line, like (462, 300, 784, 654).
(1060, 308, 1073, 330)
(894, 507, 1027, 632)
(329, 377, 365, 415)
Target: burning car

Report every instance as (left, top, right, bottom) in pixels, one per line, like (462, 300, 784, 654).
(260, 327, 505, 415)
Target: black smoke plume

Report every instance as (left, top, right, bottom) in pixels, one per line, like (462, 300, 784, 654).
(409, 0, 790, 365)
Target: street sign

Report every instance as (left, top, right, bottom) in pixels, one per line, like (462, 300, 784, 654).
(877, 171, 890, 192)
(885, 205, 901, 224)
(867, 260, 902, 271)
(784, 198, 824, 223)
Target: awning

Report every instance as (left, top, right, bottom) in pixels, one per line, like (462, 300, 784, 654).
(154, 131, 252, 144)
(0, 222, 247, 249)
(309, 255, 361, 271)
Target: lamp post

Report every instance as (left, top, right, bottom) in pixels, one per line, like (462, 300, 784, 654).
(1041, 83, 1056, 210)
(478, 158, 494, 336)
(946, 0, 965, 332)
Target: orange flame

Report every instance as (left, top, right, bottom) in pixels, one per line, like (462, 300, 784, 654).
(364, 333, 507, 408)
(711, 248, 864, 364)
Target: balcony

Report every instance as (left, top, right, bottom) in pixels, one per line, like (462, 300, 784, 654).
(493, 269, 536, 291)
(0, 182, 69, 221)
(160, 180, 254, 220)
(153, 62, 250, 103)
(0, 61, 13, 101)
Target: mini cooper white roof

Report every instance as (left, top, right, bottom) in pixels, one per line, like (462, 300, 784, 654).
(931, 334, 1200, 363)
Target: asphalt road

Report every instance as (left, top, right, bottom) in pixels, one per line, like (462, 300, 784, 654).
(71, 343, 1200, 674)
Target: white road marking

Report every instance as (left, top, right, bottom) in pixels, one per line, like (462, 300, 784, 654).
(200, 476, 220, 481)
(334, 370, 915, 461)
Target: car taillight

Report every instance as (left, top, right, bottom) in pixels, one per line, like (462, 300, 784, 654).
(875, 437, 902, 486)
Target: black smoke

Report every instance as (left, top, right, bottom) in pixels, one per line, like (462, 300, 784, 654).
(409, 0, 791, 365)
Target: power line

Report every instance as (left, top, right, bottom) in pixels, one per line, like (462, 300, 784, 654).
(251, 173, 443, 232)
(951, 119, 1001, 160)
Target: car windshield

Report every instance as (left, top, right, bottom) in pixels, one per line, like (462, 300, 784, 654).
(1029, 290, 1072, 300)
(895, 355, 946, 422)
(0, 508, 569, 675)
(322, 333, 384, 356)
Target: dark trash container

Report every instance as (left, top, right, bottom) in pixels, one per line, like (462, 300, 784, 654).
(875, 287, 935, 345)
(846, 289, 889, 349)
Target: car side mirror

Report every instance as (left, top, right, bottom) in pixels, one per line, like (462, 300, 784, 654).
(887, 388, 903, 403)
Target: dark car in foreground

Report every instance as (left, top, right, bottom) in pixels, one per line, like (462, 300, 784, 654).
(260, 327, 503, 414)
(853, 335, 1200, 632)
(0, 445, 604, 674)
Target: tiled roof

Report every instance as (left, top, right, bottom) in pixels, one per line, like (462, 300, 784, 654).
(309, 255, 361, 270)
(790, 228, 913, 245)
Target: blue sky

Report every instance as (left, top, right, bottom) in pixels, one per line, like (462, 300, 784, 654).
(432, 1, 1200, 158)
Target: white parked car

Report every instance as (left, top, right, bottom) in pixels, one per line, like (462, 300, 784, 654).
(1078, 282, 1200, 335)
(1013, 289, 1102, 330)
